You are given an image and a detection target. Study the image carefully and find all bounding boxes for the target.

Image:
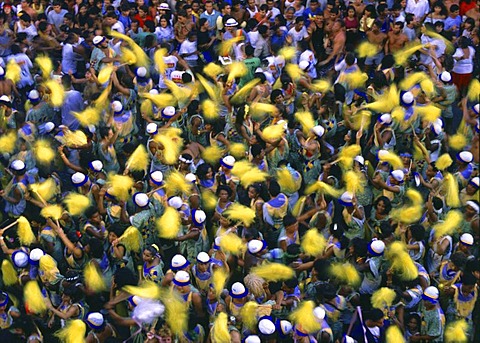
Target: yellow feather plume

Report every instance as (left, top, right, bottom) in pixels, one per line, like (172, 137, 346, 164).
(141, 93, 177, 108)
(301, 229, 327, 257)
(44, 80, 65, 107)
(84, 261, 106, 292)
(467, 79, 480, 102)
(386, 325, 406, 343)
(64, 193, 91, 216)
(24, 281, 47, 314)
(0, 131, 17, 154)
(164, 170, 191, 196)
(154, 48, 167, 74)
(436, 153, 453, 171)
(73, 106, 101, 127)
(165, 79, 192, 104)
(344, 170, 363, 194)
(226, 61, 247, 83)
(2, 260, 18, 286)
(218, 35, 244, 56)
(219, 233, 245, 256)
(295, 111, 315, 135)
(433, 210, 462, 239)
(196, 74, 219, 101)
(449, 133, 467, 151)
(443, 173, 461, 208)
(93, 82, 112, 111)
(202, 99, 219, 120)
(249, 102, 277, 121)
(55, 320, 86, 343)
(357, 41, 380, 58)
(212, 268, 229, 298)
(202, 145, 224, 165)
(203, 63, 224, 80)
(35, 55, 53, 77)
(304, 180, 343, 198)
(107, 174, 134, 201)
(39, 254, 58, 275)
(30, 178, 56, 203)
(212, 312, 230, 343)
(251, 263, 295, 282)
(158, 288, 188, 335)
(201, 189, 218, 211)
(40, 204, 63, 220)
(63, 130, 88, 147)
(126, 145, 149, 172)
(109, 30, 150, 67)
(289, 301, 321, 333)
(343, 70, 368, 88)
(140, 99, 153, 118)
(17, 216, 35, 245)
(310, 79, 332, 93)
(444, 320, 468, 343)
(278, 46, 297, 61)
(420, 78, 435, 97)
(156, 207, 181, 239)
(406, 189, 423, 206)
(385, 242, 418, 280)
(5, 59, 21, 83)
(415, 104, 441, 123)
(118, 226, 143, 252)
(277, 168, 299, 194)
(240, 301, 258, 330)
(229, 143, 247, 159)
(224, 203, 256, 227)
(120, 46, 137, 65)
(124, 281, 160, 299)
(371, 287, 397, 309)
(377, 149, 403, 169)
(349, 110, 372, 131)
(262, 123, 285, 142)
(424, 29, 454, 54)
(239, 168, 269, 188)
(285, 63, 304, 81)
(390, 204, 423, 224)
(338, 145, 361, 170)
(33, 139, 55, 165)
(153, 132, 183, 165)
(399, 72, 428, 91)
(230, 78, 260, 105)
(231, 160, 254, 177)
(391, 106, 405, 123)
(329, 263, 361, 286)
(394, 42, 425, 66)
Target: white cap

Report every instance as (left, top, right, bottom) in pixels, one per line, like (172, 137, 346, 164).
(196, 251, 210, 263)
(439, 71, 452, 83)
(150, 170, 164, 185)
(221, 155, 235, 169)
(354, 155, 365, 166)
(28, 89, 40, 101)
(247, 239, 266, 254)
(192, 209, 206, 226)
(71, 172, 88, 186)
(111, 100, 123, 114)
(149, 88, 159, 95)
(391, 169, 405, 182)
(44, 122, 55, 133)
(401, 91, 414, 106)
(313, 306, 326, 322)
(258, 317, 276, 335)
(244, 336, 261, 343)
(12, 250, 29, 268)
(460, 233, 474, 246)
(344, 336, 355, 343)
(473, 104, 480, 115)
(378, 113, 392, 125)
(133, 193, 149, 207)
(225, 18, 238, 27)
(161, 106, 176, 118)
(277, 320, 293, 335)
(339, 191, 354, 206)
(0, 66, 4, 76)
(173, 270, 191, 286)
(167, 196, 183, 209)
(0, 95, 10, 103)
(170, 254, 189, 270)
(312, 125, 325, 138)
(423, 286, 439, 302)
(29, 248, 45, 263)
(136, 66, 147, 77)
(93, 35, 105, 45)
(299, 60, 310, 71)
(431, 123, 443, 136)
(230, 282, 248, 298)
(159, 3, 170, 9)
(86, 312, 104, 329)
(469, 177, 479, 188)
(457, 151, 473, 163)
(146, 122, 158, 134)
(10, 160, 25, 171)
(89, 160, 103, 172)
(185, 173, 197, 183)
(369, 239, 385, 255)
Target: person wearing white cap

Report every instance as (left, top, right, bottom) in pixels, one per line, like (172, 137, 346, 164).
(460, 176, 479, 206)
(455, 233, 474, 256)
(374, 169, 405, 208)
(71, 172, 101, 204)
(86, 312, 116, 341)
(130, 193, 154, 239)
(258, 316, 276, 338)
(134, 66, 153, 92)
(359, 239, 385, 294)
(0, 160, 27, 218)
(97, 126, 121, 173)
(172, 270, 205, 320)
(455, 151, 474, 188)
(12, 250, 29, 268)
(338, 191, 366, 240)
(191, 252, 213, 294)
(91, 35, 119, 72)
(418, 285, 444, 340)
(173, 209, 207, 262)
(436, 70, 457, 135)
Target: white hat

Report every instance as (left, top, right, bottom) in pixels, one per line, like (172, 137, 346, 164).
(229, 282, 248, 298)
(439, 71, 452, 83)
(312, 125, 325, 138)
(12, 250, 29, 268)
(167, 196, 183, 209)
(247, 239, 267, 254)
(185, 173, 197, 183)
(136, 66, 147, 77)
(368, 239, 385, 256)
(93, 35, 106, 46)
(192, 209, 206, 226)
(473, 104, 480, 115)
(43, 122, 55, 133)
(133, 193, 149, 208)
(173, 270, 191, 286)
(258, 317, 276, 336)
(401, 91, 414, 107)
(0, 95, 10, 103)
(89, 160, 103, 172)
(149, 88, 159, 95)
(146, 122, 158, 134)
(299, 60, 310, 71)
(28, 89, 40, 102)
(170, 254, 190, 270)
(457, 151, 473, 163)
(344, 336, 355, 343)
(150, 170, 164, 185)
(159, 3, 170, 10)
(466, 200, 479, 213)
(196, 252, 210, 263)
(225, 18, 238, 27)
(10, 160, 25, 171)
(469, 176, 479, 189)
(423, 286, 439, 303)
(276, 320, 293, 336)
(313, 306, 326, 322)
(354, 155, 365, 166)
(339, 191, 354, 207)
(71, 172, 88, 186)
(391, 169, 405, 182)
(213, 236, 222, 250)
(460, 233, 474, 246)
(111, 100, 123, 115)
(0, 66, 4, 76)
(220, 155, 235, 169)
(161, 106, 175, 118)
(276, 119, 288, 131)
(378, 113, 392, 125)
(86, 312, 105, 329)
(29, 248, 45, 265)
(244, 336, 261, 343)
(128, 295, 143, 307)
(431, 123, 443, 136)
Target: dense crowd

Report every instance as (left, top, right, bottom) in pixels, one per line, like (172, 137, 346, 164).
(0, 0, 478, 341)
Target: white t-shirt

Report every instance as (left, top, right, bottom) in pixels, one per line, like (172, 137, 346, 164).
(9, 53, 33, 88)
(405, 0, 430, 20)
(15, 22, 37, 41)
(247, 31, 260, 49)
(61, 43, 77, 74)
(299, 50, 317, 79)
(159, 55, 178, 89)
(452, 46, 475, 74)
(287, 26, 309, 47)
(179, 40, 198, 62)
(111, 21, 126, 34)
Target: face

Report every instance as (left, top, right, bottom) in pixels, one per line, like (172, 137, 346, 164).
(62, 294, 72, 303)
(160, 18, 168, 27)
(143, 249, 154, 262)
(348, 8, 355, 17)
(286, 221, 298, 233)
(160, 337, 172, 343)
(138, 9, 146, 17)
(192, 3, 199, 12)
(3, 6, 11, 14)
(108, 231, 118, 243)
(248, 187, 258, 199)
(248, 0, 255, 7)
(295, 21, 304, 30)
(218, 189, 229, 201)
(224, 5, 231, 14)
(310, 1, 318, 10)
(197, 261, 209, 272)
(376, 200, 386, 214)
(206, 168, 213, 179)
(90, 211, 102, 225)
(285, 9, 294, 19)
(393, 24, 401, 34)
(53, 4, 62, 13)
(275, 94, 284, 103)
(205, 2, 213, 12)
(407, 317, 418, 331)
(80, 6, 87, 14)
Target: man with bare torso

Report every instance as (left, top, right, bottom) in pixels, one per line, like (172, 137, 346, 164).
(386, 21, 409, 53)
(0, 67, 19, 99)
(318, 19, 346, 71)
(365, 20, 386, 73)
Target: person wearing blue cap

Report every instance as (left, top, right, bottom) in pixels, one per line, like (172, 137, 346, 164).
(417, 286, 445, 343)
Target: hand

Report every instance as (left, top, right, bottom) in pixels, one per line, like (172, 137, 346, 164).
(0, 190, 5, 197)
(318, 60, 328, 66)
(356, 130, 363, 141)
(272, 304, 281, 310)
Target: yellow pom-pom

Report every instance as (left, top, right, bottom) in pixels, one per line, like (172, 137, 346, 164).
(124, 280, 160, 299)
(0, 131, 17, 154)
(371, 287, 397, 309)
(219, 233, 245, 256)
(120, 46, 138, 65)
(17, 216, 35, 245)
(94, 83, 112, 111)
(385, 242, 419, 280)
(126, 145, 149, 172)
(212, 312, 230, 343)
(158, 288, 188, 335)
(249, 103, 278, 120)
(153, 131, 184, 165)
(5, 59, 21, 84)
(203, 63, 224, 80)
(154, 48, 167, 74)
(239, 168, 269, 188)
(229, 143, 247, 159)
(218, 35, 244, 56)
(278, 46, 297, 60)
(240, 301, 259, 330)
(390, 204, 423, 224)
(165, 79, 192, 104)
(141, 93, 177, 108)
(301, 229, 327, 257)
(156, 207, 181, 239)
(118, 226, 143, 252)
(30, 178, 57, 203)
(63, 130, 88, 147)
(386, 325, 406, 343)
(289, 301, 321, 333)
(357, 41, 380, 58)
(164, 170, 191, 197)
(196, 73, 219, 101)
(406, 189, 423, 206)
(251, 263, 295, 282)
(377, 149, 403, 169)
(35, 55, 53, 78)
(391, 106, 405, 122)
(73, 107, 101, 127)
(84, 261, 106, 292)
(202, 99, 219, 120)
(343, 70, 368, 88)
(201, 190, 218, 211)
(435, 153, 453, 171)
(231, 160, 254, 177)
(420, 78, 435, 97)
(212, 268, 229, 298)
(285, 63, 304, 81)
(394, 42, 425, 66)
(224, 203, 256, 227)
(416, 104, 441, 123)
(294, 111, 315, 135)
(443, 173, 461, 208)
(399, 72, 428, 91)
(40, 204, 63, 220)
(24, 281, 47, 314)
(338, 145, 361, 170)
(55, 319, 86, 343)
(226, 61, 247, 83)
(344, 170, 363, 194)
(44, 80, 65, 107)
(467, 79, 480, 102)
(2, 260, 18, 286)
(304, 181, 343, 198)
(107, 174, 134, 201)
(449, 133, 467, 151)
(64, 193, 91, 216)
(230, 78, 260, 105)
(202, 145, 224, 165)
(109, 30, 150, 67)
(277, 167, 300, 194)
(444, 320, 468, 343)
(330, 262, 361, 286)
(262, 123, 286, 142)
(310, 79, 332, 93)
(33, 139, 55, 165)
(433, 210, 463, 239)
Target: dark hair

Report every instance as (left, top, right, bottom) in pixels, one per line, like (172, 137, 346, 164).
(284, 278, 298, 289)
(108, 224, 125, 238)
(216, 184, 233, 197)
(364, 4, 377, 17)
(196, 163, 214, 181)
(283, 214, 297, 227)
(409, 224, 425, 241)
(449, 4, 459, 12)
(84, 206, 98, 219)
(313, 259, 331, 281)
(366, 308, 384, 321)
(251, 144, 263, 158)
(450, 252, 467, 270)
(268, 180, 281, 197)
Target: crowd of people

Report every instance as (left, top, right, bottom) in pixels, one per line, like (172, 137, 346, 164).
(0, 0, 479, 341)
